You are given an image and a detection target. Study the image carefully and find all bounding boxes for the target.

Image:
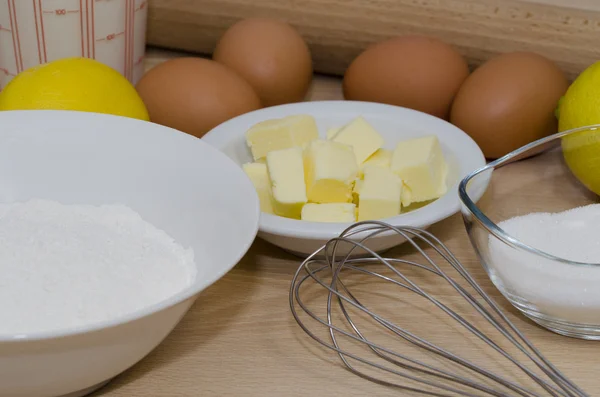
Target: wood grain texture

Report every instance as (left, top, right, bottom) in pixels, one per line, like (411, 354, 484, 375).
(90, 48, 600, 397)
(146, 0, 600, 81)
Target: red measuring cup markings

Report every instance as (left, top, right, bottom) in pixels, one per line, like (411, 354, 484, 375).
(0, 0, 147, 91)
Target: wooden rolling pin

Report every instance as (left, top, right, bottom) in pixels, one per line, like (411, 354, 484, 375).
(147, 0, 600, 81)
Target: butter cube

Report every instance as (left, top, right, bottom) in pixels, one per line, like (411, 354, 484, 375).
(357, 165, 403, 221)
(331, 117, 384, 164)
(242, 162, 275, 214)
(304, 140, 359, 203)
(266, 147, 307, 219)
(390, 135, 448, 205)
(245, 115, 319, 160)
(401, 187, 413, 208)
(363, 148, 392, 168)
(352, 179, 363, 205)
(360, 148, 392, 177)
(301, 203, 357, 223)
(326, 127, 341, 139)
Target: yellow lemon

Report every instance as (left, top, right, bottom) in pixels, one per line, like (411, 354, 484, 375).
(558, 61, 600, 195)
(0, 57, 149, 120)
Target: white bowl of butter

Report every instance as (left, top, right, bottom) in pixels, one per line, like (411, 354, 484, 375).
(203, 100, 487, 257)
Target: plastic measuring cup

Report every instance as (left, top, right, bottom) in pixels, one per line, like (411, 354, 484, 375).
(0, 0, 148, 90)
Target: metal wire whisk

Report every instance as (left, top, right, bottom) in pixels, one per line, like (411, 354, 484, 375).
(289, 221, 588, 397)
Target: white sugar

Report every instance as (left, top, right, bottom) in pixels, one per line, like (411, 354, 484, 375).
(488, 204, 600, 324)
(0, 199, 197, 335)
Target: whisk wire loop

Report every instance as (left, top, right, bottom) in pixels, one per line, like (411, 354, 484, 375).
(290, 221, 588, 397)
(327, 235, 560, 397)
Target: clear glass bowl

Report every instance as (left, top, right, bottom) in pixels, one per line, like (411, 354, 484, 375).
(459, 125, 600, 340)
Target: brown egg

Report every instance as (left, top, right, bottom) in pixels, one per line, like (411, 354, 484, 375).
(343, 36, 470, 119)
(450, 52, 569, 159)
(213, 17, 313, 107)
(136, 57, 261, 138)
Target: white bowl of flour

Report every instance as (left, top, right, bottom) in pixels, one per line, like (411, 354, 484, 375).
(0, 110, 259, 397)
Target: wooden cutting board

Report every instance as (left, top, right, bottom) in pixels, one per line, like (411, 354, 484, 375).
(146, 0, 600, 81)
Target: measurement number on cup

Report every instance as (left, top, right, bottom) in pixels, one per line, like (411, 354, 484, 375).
(0, 68, 14, 77)
(96, 32, 125, 42)
(43, 9, 80, 16)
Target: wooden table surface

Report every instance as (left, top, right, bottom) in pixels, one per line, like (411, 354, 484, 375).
(94, 48, 600, 397)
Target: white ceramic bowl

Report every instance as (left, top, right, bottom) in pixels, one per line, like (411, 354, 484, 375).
(0, 110, 259, 397)
(203, 100, 488, 257)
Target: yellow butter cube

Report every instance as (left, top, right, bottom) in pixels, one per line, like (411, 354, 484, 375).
(363, 148, 392, 168)
(352, 179, 363, 205)
(245, 115, 318, 160)
(301, 203, 357, 223)
(360, 148, 392, 177)
(390, 135, 448, 205)
(242, 162, 275, 214)
(266, 147, 307, 219)
(331, 116, 384, 164)
(357, 165, 403, 221)
(401, 187, 412, 208)
(304, 140, 359, 203)
(326, 127, 341, 139)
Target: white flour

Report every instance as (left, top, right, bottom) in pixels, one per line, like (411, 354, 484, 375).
(0, 199, 197, 335)
(488, 204, 600, 324)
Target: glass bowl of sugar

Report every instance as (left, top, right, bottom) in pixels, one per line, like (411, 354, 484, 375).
(459, 124, 600, 340)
